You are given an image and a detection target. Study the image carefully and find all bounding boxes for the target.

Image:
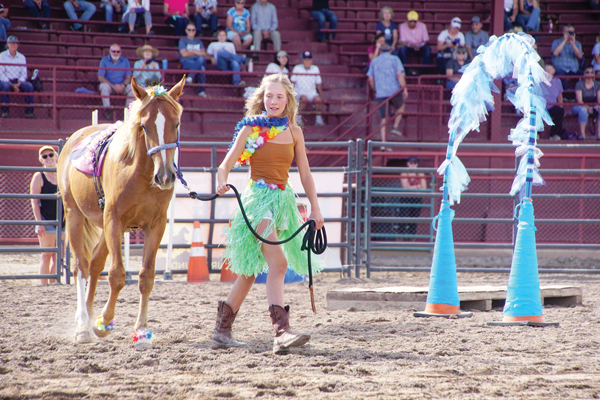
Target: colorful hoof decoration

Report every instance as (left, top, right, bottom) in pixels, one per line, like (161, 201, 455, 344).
(132, 329, 155, 350)
(93, 316, 114, 338)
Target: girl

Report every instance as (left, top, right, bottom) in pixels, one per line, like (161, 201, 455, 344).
(211, 73, 324, 354)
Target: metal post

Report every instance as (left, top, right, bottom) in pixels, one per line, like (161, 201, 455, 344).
(365, 141, 373, 278)
(354, 139, 364, 277)
(345, 140, 355, 277)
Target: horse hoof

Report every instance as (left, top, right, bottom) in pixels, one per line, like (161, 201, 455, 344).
(93, 316, 114, 338)
(75, 330, 92, 344)
(133, 330, 154, 350)
(93, 326, 112, 338)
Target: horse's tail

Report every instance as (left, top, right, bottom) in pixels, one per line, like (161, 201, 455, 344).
(82, 219, 102, 263)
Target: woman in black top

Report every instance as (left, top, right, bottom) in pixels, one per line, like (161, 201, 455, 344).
(30, 146, 60, 285)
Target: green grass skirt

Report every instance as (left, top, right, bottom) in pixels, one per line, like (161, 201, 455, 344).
(222, 181, 324, 277)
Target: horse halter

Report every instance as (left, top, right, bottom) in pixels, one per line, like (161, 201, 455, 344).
(141, 123, 188, 188)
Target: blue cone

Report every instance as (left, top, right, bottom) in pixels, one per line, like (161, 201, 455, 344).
(425, 200, 460, 308)
(503, 199, 543, 319)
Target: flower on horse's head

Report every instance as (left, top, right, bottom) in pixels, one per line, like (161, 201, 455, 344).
(150, 85, 167, 98)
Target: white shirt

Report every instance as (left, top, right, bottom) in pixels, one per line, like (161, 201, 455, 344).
(0, 50, 27, 82)
(290, 64, 322, 95)
(206, 41, 236, 63)
(264, 62, 288, 76)
(128, 0, 149, 10)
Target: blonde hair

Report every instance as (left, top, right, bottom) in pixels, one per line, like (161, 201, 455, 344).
(244, 73, 298, 125)
(380, 6, 394, 20)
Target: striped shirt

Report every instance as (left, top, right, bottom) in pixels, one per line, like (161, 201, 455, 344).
(0, 50, 27, 82)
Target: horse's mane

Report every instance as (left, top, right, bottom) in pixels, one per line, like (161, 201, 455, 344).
(108, 90, 183, 164)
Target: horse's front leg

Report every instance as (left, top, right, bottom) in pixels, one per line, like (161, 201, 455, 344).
(86, 233, 110, 337)
(132, 221, 166, 350)
(93, 218, 126, 338)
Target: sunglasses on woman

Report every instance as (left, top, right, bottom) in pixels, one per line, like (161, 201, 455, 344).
(41, 153, 55, 159)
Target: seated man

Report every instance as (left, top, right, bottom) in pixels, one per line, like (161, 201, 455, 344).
(465, 16, 489, 60)
(63, 0, 97, 32)
(179, 23, 207, 97)
(250, 0, 281, 52)
(0, 4, 11, 49)
(98, 44, 134, 120)
(551, 24, 583, 90)
(291, 51, 325, 126)
(398, 10, 431, 67)
(0, 36, 35, 118)
(207, 28, 249, 87)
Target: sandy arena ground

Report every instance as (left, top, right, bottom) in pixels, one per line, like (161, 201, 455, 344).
(0, 250, 600, 399)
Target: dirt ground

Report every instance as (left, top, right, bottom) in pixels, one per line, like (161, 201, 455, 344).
(1, 251, 600, 400)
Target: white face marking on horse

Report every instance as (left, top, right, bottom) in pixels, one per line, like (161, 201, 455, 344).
(155, 110, 167, 168)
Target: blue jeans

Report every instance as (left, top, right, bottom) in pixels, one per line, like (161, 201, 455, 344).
(0, 81, 34, 114)
(399, 45, 431, 65)
(445, 79, 458, 90)
(165, 16, 189, 37)
(24, 0, 50, 19)
(101, 3, 125, 22)
(515, 7, 541, 32)
(311, 9, 337, 40)
(571, 105, 598, 123)
(194, 13, 217, 35)
(216, 49, 244, 84)
(180, 56, 206, 92)
(504, 9, 514, 31)
(63, 0, 97, 30)
(0, 18, 11, 41)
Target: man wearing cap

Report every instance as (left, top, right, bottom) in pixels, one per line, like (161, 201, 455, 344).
(398, 10, 431, 67)
(133, 44, 161, 89)
(291, 51, 325, 126)
(399, 156, 427, 240)
(367, 43, 408, 143)
(250, 0, 281, 53)
(98, 43, 134, 120)
(465, 16, 489, 60)
(436, 17, 465, 74)
(179, 23, 207, 97)
(0, 36, 35, 119)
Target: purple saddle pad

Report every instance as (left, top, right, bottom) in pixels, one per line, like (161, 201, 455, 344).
(70, 121, 123, 176)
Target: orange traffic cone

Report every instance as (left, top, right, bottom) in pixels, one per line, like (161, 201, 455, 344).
(187, 221, 209, 283)
(220, 258, 238, 282)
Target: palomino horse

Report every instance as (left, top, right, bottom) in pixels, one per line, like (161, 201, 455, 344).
(57, 77, 185, 349)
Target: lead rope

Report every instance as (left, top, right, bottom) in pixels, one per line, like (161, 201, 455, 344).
(188, 184, 327, 313)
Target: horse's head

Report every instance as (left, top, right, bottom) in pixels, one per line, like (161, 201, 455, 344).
(131, 77, 185, 190)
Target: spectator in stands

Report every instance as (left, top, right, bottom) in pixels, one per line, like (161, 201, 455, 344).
(100, 0, 125, 32)
(542, 64, 565, 141)
(312, 0, 337, 42)
(251, 0, 281, 53)
(504, 0, 517, 31)
(126, 0, 153, 35)
(30, 145, 61, 285)
(0, 4, 11, 50)
(367, 43, 408, 145)
(399, 156, 427, 240)
(194, 0, 218, 37)
(0, 36, 35, 119)
(98, 43, 134, 120)
(133, 44, 161, 89)
(265, 50, 289, 75)
(368, 33, 386, 66)
(590, 0, 600, 20)
(207, 27, 249, 87)
(376, 6, 398, 56)
(63, 0, 96, 32)
(291, 51, 325, 126)
(551, 25, 583, 81)
(465, 16, 488, 60)
(445, 46, 470, 90)
(179, 23, 207, 97)
(515, 0, 540, 32)
(592, 33, 600, 74)
(398, 10, 431, 68)
(436, 17, 464, 75)
(23, 0, 50, 30)
(226, 0, 252, 51)
(572, 66, 600, 140)
(164, 0, 190, 37)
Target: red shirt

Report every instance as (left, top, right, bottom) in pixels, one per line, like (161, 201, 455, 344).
(164, 0, 188, 15)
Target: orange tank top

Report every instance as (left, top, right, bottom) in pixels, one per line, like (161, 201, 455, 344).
(250, 141, 295, 185)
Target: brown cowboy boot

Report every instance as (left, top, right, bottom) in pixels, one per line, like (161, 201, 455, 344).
(211, 301, 246, 349)
(269, 304, 310, 354)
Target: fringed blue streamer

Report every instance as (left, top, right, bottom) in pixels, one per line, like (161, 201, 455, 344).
(437, 156, 470, 205)
(510, 156, 546, 195)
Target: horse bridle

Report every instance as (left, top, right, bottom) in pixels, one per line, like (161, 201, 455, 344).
(141, 123, 188, 188)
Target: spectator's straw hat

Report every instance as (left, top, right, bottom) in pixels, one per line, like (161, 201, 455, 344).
(407, 10, 419, 21)
(7, 36, 18, 44)
(38, 146, 57, 156)
(136, 44, 159, 58)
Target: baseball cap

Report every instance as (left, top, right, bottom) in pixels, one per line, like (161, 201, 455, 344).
(39, 145, 57, 156)
(6, 36, 18, 44)
(407, 156, 419, 164)
(380, 43, 392, 52)
(302, 51, 313, 59)
(407, 10, 419, 21)
(451, 17, 462, 28)
(276, 50, 288, 58)
(471, 16, 481, 23)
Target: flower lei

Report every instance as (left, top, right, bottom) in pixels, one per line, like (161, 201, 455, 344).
(228, 112, 289, 168)
(253, 179, 286, 191)
(132, 329, 155, 343)
(95, 316, 114, 332)
(149, 85, 167, 98)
